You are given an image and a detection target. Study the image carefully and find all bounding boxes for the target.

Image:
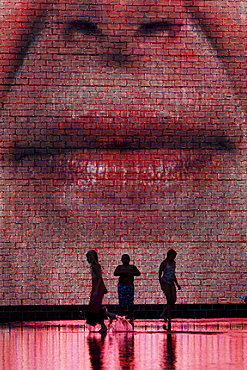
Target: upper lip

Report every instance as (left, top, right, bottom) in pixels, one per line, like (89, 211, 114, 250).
(11, 117, 236, 162)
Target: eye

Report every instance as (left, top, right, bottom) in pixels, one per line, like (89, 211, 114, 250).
(67, 20, 101, 35)
(139, 21, 181, 36)
(140, 21, 170, 33)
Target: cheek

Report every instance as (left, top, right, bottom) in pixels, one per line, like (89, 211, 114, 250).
(189, 0, 247, 105)
(0, 0, 47, 104)
(190, 1, 247, 57)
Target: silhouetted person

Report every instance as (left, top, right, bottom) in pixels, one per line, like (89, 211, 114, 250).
(86, 250, 116, 333)
(114, 254, 141, 320)
(159, 249, 181, 325)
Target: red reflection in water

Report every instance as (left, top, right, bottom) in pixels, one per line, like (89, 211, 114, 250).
(0, 320, 247, 370)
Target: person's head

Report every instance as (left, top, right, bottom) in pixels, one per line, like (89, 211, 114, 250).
(121, 254, 130, 266)
(166, 249, 177, 262)
(0, 0, 246, 305)
(86, 250, 99, 265)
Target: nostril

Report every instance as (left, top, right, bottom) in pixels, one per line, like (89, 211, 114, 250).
(102, 43, 132, 63)
(111, 53, 130, 62)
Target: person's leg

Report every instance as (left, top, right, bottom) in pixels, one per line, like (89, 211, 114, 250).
(170, 284, 177, 308)
(119, 307, 125, 316)
(87, 289, 107, 330)
(127, 305, 134, 319)
(118, 283, 127, 316)
(99, 320, 107, 333)
(127, 284, 134, 319)
(167, 284, 176, 321)
(160, 283, 169, 320)
(162, 283, 174, 321)
(160, 306, 168, 319)
(102, 306, 117, 323)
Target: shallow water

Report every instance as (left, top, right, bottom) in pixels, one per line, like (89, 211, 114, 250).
(1, 319, 246, 370)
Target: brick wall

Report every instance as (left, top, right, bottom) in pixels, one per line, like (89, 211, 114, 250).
(0, 1, 246, 306)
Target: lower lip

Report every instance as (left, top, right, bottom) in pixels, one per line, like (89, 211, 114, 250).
(22, 149, 212, 208)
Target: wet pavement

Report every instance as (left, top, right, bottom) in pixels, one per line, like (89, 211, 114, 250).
(1, 319, 246, 369)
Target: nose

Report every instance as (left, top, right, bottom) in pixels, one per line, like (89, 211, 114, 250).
(62, 2, 190, 66)
(97, 38, 132, 64)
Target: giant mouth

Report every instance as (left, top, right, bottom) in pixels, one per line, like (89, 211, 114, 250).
(0, 113, 240, 214)
(8, 120, 236, 202)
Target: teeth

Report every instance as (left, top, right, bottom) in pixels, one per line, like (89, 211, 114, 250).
(41, 148, 210, 191)
(62, 154, 192, 187)
(75, 161, 174, 186)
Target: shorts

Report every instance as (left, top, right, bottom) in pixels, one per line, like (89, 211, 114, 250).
(86, 288, 107, 326)
(118, 282, 134, 307)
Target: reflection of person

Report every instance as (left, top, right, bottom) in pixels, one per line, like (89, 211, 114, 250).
(159, 249, 181, 322)
(116, 333, 135, 370)
(0, 1, 247, 305)
(87, 333, 105, 370)
(166, 333, 176, 369)
(114, 254, 141, 319)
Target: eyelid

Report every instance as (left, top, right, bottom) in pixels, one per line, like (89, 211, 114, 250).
(65, 19, 183, 37)
(139, 21, 183, 36)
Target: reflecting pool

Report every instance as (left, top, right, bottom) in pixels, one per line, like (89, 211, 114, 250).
(1, 319, 246, 370)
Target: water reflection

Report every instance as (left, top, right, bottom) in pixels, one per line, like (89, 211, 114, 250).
(117, 333, 135, 370)
(0, 320, 247, 370)
(165, 334, 176, 370)
(87, 332, 135, 370)
(87, 334, 105, 370)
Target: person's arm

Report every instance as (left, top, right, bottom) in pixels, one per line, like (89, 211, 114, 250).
(114, 266, 133, 276)
(114, 266, 122, 276)
(121, 266, 140, 276)
(92, 264, 103, 294)
(159, 261, 165, 289)
(174, 275, 181, 290)
(132, 265, 141, 276)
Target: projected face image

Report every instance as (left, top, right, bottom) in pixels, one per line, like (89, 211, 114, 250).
(0, 0, 246, 304)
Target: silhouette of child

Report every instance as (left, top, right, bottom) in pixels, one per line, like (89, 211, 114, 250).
(114, 254, 141, 320)
(86, 250, 116, 333)
(159, 249, 181, 323)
